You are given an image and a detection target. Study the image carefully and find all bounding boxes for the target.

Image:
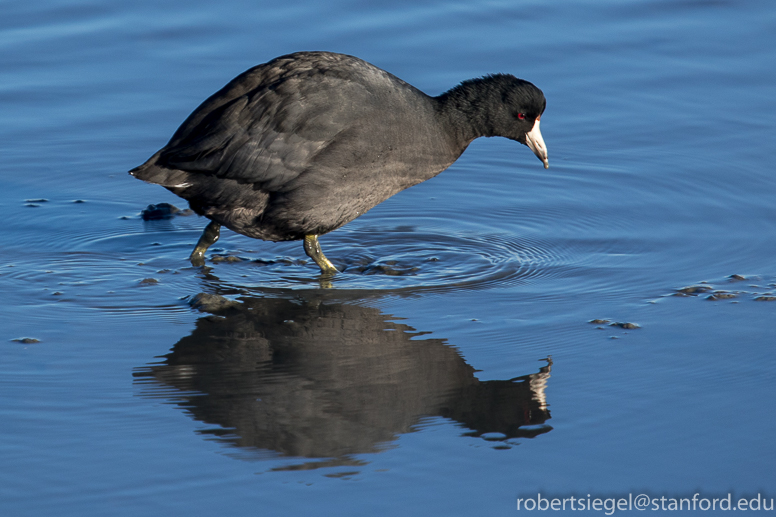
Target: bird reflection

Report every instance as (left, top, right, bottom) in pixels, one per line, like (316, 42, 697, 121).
(133, 291, 552, 469)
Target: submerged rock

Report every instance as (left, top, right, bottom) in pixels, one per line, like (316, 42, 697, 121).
(188, 292, 240, 313)
(210, 255, 245, 263)
(141, 203, 193, 220)
(706, 291, 738, 301)
(355, 263, 421, 276)
(609, 322, 640, 329)
(11, 337, 40, 344)
(675, 285, 714, 296)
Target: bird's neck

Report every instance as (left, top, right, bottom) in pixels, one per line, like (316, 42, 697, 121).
(434, 86, 494, 149)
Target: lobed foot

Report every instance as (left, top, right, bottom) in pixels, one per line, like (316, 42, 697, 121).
(303, 235, 338, 275)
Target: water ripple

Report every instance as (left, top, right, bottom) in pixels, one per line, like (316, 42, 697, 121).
(192, 226, 596, 295)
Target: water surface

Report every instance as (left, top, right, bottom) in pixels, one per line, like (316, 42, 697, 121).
(2, 0, 775, 515)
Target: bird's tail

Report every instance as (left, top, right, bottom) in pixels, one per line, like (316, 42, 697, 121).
(129, 152, 192, 189)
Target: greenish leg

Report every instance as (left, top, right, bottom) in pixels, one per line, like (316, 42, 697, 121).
(189, 221, 221, 266)
(303, 235, 338, 275)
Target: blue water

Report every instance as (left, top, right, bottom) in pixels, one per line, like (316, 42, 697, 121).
(2, 0, 775, 515)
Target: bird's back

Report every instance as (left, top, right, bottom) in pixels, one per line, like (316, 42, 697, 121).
(131, 52, 461, 241)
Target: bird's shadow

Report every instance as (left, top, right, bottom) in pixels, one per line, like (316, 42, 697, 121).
(133, 289, 553, 471)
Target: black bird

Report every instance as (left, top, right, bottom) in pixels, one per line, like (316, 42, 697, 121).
(130, 51, 548, 274)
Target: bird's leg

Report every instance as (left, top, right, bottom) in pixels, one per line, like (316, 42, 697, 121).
(303, 235, 338, 275)
(189, 221, 221, 266)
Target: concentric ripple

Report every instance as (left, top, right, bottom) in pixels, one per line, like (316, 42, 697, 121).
(4, 193, 639, 299)
(333, 230, 576, 292)
(200, 225, 589, 294)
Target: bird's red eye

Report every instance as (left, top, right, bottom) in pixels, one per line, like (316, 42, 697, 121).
(517, 113, 525, 120)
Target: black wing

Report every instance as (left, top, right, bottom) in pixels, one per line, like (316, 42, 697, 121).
(154, 55, 390, 193)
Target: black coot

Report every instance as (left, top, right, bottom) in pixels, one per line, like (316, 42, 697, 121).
(130, 51, 548, 274)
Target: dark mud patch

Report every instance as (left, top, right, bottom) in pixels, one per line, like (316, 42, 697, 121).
(669, 274, 776, 302)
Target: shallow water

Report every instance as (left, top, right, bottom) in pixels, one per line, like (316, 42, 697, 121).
(2, 0, 775, 515)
